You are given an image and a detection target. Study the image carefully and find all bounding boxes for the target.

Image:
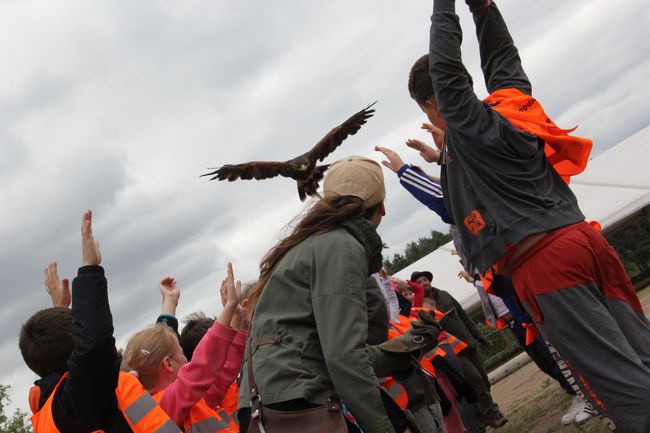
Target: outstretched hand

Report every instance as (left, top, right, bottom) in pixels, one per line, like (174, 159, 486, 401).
(406, 138, 441, 163)
(375, 146, 405, 174)
(217, 262, 240, 327)
(44, 262, 71, 308)
(224, 263, 240, 308)
(421, 123, 445, 150)
(458, 271, 475, 284)
(159, 277, 180, 316)
(81, 210, 101, 266)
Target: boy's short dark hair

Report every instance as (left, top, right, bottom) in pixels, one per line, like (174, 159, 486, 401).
(408, 54, 474, 105)
(180, 312, 215, 361)
(19, 307, 73, 377)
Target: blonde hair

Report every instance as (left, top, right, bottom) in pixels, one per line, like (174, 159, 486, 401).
(121, 325, 178, 390)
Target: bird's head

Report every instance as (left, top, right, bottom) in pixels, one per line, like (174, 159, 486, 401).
(292, 157, 312, 173)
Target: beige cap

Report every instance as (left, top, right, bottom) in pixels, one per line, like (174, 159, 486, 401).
(323, 156, 385, 208)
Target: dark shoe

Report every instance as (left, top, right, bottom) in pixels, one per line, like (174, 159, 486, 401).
(484, 409, 508, 428)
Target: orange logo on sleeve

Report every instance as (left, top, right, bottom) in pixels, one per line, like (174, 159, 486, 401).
(464, 210, 486, 236)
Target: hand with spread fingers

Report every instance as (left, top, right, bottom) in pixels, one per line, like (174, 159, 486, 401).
(406, 138, 441, 163)
(375, 146, 405, 174)
(458, 271, 475, 284)
(420, 123, 445, 150)
(81, 210, 101, 266)
(44, 261, 71, 308)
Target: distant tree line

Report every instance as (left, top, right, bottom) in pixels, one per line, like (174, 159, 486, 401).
(606, 207, 650, 286)
(0, 384, 32, 433)
(383, 229, 453, 275)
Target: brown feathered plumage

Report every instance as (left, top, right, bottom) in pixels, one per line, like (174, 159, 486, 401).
(202, 102, 376, 201)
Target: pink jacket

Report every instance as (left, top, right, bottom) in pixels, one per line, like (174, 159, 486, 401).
(159, 321, 247, 426)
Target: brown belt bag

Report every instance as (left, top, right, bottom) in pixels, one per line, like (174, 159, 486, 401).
(246, 335, 348, 433)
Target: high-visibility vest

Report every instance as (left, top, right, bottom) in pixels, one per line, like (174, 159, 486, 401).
(214, 382, 239, 431)
(388, 314, 412, 339)
(484, 87, 593, 184)
(153, 392, 234, 433)
(383, 315, 416, 408)
(379, 377, 409, 410)
(30, 372, 181, 433)
(410, 307, 469, 355)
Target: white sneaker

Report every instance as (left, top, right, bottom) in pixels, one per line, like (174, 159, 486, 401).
(574, 404, 598, 425)
(561, 396, 584, 425)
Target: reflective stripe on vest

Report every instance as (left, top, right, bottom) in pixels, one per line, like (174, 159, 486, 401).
(117, 372, 182, 433)
(185, 399, 234, 433)
(380, 377, 408, 410)
(217, 409, 239, 432)
(188, 416, 231, 433)
(446, 334, 468, 355)
(30, 372, 181, 433)
(216, 381, 240, 431)
(153, 391, 234, 433)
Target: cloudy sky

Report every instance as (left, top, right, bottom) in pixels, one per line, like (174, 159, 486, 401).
(1, 0, 649, 415)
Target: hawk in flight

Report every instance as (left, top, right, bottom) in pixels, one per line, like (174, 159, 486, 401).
(202, 102, 376, 201)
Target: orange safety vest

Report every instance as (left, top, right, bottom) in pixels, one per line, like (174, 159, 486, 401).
(379, 377, 409, 410)
(30, 372, 181, 433)
(484, 87, 593, 184)
(214, 382, 239, 431)
(153, 392, 234, 433)
(387, 314, 412, 339)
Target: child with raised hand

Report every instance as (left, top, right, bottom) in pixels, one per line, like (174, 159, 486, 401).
(122, 262, 247, 431)
(21, 210, 180, 433)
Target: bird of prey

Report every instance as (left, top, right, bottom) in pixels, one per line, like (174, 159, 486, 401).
(202, 102, 376, 201)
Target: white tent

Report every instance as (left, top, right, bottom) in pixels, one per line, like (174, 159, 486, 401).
(393, 125, 650, 308)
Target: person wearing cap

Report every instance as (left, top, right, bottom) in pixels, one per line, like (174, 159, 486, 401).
(238, 156, 413, 433)
(408, 270, 506, 430)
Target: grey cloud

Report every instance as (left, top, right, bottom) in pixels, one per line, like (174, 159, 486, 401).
(2, 0, 649, 415)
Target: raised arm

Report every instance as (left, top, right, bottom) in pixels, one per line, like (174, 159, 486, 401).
(62, 210, 121, 429)
(469, 1, 532, 94)
(375, 146, 452, 224)
(428, 0, 489, 131)
(156, 277, 181, 337)
(159, 263, 239, 425)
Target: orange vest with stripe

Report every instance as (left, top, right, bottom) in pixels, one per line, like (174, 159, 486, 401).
(153, 392, 234, 433)
(379, 377, 409, 410)
(213, 382, 239, 431)
(410, 307, 469, 356)
(30, 372, 181, 433)
(484, 88, 593, 184)
(383, 315, 413, 410)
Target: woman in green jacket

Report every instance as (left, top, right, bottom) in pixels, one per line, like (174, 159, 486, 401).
(239, 156, 399, 433)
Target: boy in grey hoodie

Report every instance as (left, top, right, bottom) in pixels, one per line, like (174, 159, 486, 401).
(407, 1, 650, 431)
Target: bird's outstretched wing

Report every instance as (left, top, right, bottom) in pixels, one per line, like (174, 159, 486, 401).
(201, 161, 293, 181)
(306, 102, 376, 163)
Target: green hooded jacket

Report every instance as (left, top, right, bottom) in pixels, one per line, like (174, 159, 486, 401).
(239, 218, 395, 433)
